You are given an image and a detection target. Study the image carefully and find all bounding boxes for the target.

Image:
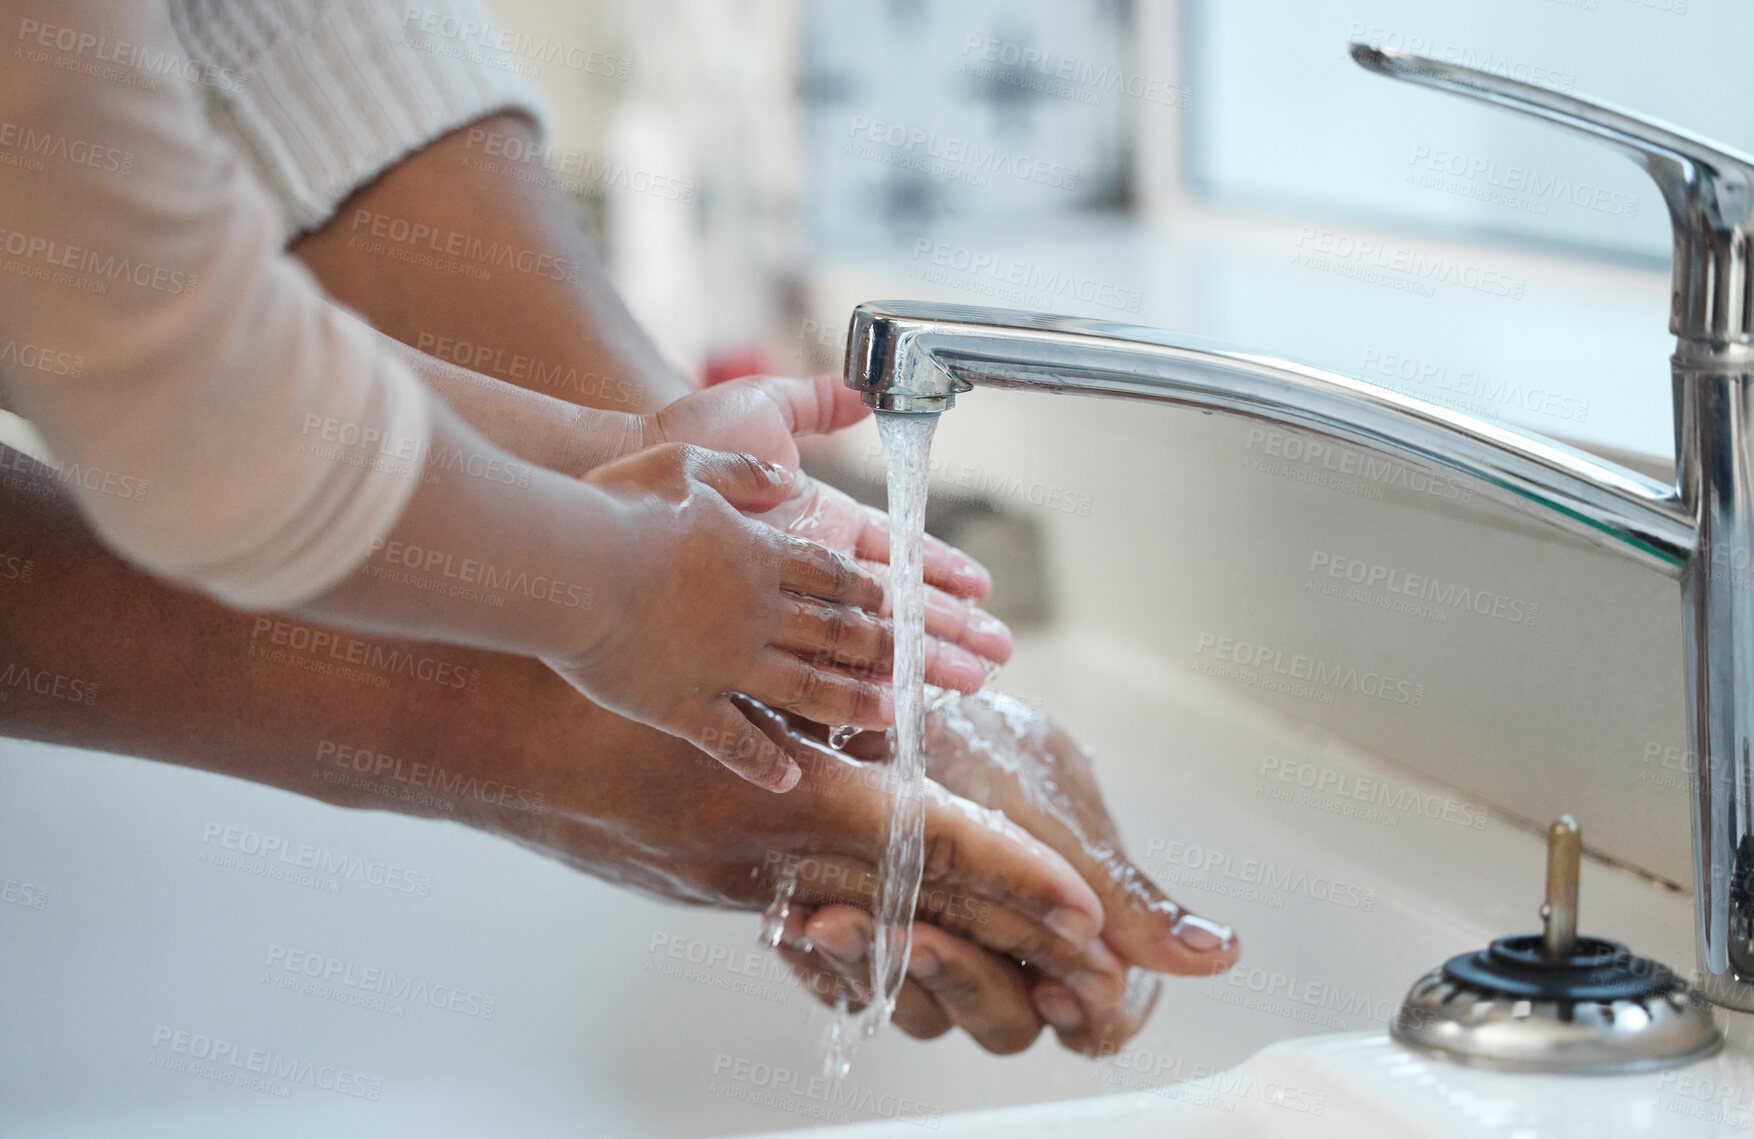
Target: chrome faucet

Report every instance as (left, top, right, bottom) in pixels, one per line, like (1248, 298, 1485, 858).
(843, 45, 1754, 1010)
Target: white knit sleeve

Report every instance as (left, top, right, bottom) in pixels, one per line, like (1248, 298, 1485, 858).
(0, 0, 433, 609)
(168, 0, 554, 237)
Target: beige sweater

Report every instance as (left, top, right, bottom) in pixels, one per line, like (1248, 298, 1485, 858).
(0, 0, 544, 606)
(169, 0, 550, 238)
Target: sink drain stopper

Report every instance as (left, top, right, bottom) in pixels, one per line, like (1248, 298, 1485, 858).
(1391, 817, 1721, 1074)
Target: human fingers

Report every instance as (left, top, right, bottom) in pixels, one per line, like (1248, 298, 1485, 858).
(771, 596, 893, 677)
(776, 535, 887, 610)
(749, 648, 893, 732)
(745, 372, 872, 437)
(769, 598, 989, 693)
(797, 908, 1049, 1054)
(774, 921, 955, 1042)
(923, 587, 1013, 665)
(813, 778, 1107, 958)
(681, 446, 797, 513)
(848, 502, 993, 601)
(1030, 969, 1163, 1058)
(692, 697, 802, 792)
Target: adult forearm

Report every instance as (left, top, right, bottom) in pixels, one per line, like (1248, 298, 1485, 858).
(0, 442, 769, 875)
(0, 450, 1126, 1040)
(0, 447, 550, 833)
(291, 112, 693, 415)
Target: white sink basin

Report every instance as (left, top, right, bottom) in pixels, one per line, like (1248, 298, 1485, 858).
(0, 628, 1715, 1136)
(742, 1030, 1754, 1138)
(730, 632, 1749, 1139)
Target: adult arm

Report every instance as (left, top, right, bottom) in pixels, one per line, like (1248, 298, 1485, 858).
(0, 458, 1104, 995)
(0, 454, 1234, 1057)
(166, 1, 688, 412)
(290, 112, 693, 413)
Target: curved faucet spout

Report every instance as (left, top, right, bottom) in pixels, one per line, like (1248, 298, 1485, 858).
(845, 300, 1692, 571)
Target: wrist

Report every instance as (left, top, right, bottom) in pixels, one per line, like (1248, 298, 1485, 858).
(523, 473, 637, 665)
(556, 406, 649, 479)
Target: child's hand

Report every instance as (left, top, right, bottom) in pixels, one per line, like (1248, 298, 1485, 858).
(641, 372, 869, 473)
(544, 443, 895, 792)
(752, 474, 1013, 692)
(636, 375, 1015, 681)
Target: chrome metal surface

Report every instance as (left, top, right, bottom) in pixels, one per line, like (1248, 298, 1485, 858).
(1542, 817, 1582, 960)
(1390, 966, 1722, 1075)
(843, 44, 1754, 1011)
(1357, 43, 1754, 1015)
(1351, 43, 1754, 347)
(1394, 819, 1721, 1074)
(845, 301, 1690, 570)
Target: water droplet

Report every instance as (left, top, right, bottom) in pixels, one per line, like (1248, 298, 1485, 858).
(828, 725, 859, 750)
(758, 872, 796, 949)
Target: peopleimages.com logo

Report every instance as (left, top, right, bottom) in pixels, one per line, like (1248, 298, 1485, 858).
(149, 1026, 381, 1100)
(198, 822, 434, 896)
(1257, 755, 1489, 828)
(845, 116, 1079, 191)
(1194, 633, 1426, 707)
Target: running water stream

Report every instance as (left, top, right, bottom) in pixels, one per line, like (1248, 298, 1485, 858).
(822, 411, 939, 1078)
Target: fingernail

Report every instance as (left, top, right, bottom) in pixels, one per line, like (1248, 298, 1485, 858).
(967, 609, 1011, 641)
(1171, 913, 1234, 954)
(747, 454, 791, 486)
(1066, 969, 1123, 1006)
(1034, 989, 1083, 1032)
(770, 760, 802, 793)
(811, 922, 866, 963)
(937, 641, 987, 683)
(909, 944, 941, 979)
(952, 560, 991, 592)
(1046, 907, 1100, 944)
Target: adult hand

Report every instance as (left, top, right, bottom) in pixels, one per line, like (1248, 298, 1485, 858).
(497, 696, 1116, 1003)
(771, 692, 1240, 1056)
(0, 458, 1104, 998)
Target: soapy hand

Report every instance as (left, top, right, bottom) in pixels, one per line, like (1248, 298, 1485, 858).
(507, 693, 1110, 993)
(543, 443, 899, 792)
(772, 693, 1240, 1055)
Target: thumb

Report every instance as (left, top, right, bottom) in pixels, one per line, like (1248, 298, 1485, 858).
(696, 698, 802, 792)
(725, 373, 872, 438)
(1088, 845, 1240, 977)
(686, 448, 798, 513)
(787, 372, 872, 436)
